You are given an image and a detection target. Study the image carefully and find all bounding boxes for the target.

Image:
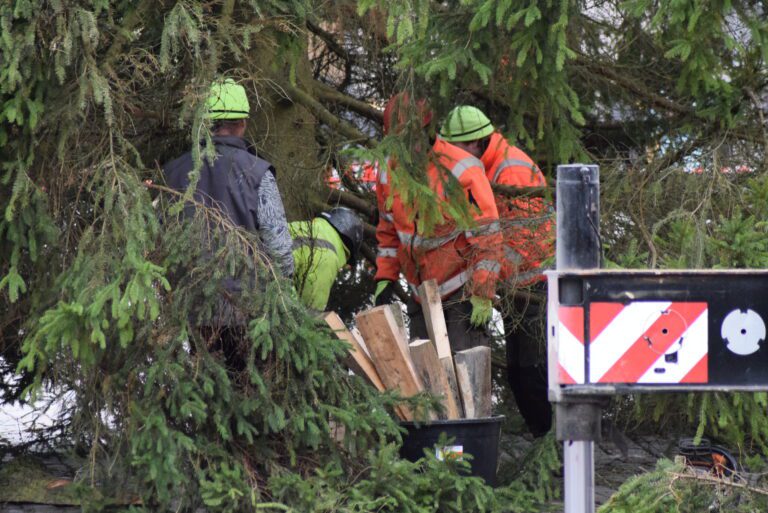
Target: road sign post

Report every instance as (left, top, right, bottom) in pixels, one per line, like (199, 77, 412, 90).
(552, 164, 603, 513)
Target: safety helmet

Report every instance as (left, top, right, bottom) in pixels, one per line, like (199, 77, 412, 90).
(321, 207, 363, 263)
(440, 106, 494, 142)
(382, 92, 433, 136)
(206, 78, 250, 120)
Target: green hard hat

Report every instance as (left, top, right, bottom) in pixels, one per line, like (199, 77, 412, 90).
(440, 105, 494, 142)
(206, 78, 250, 119)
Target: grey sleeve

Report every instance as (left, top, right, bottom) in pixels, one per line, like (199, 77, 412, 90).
(255, 172, 295, 278)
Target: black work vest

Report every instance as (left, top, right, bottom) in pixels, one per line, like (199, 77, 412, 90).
(163, 136, 275, 231)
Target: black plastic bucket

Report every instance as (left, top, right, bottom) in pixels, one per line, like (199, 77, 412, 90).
(399, 415, 504, 485)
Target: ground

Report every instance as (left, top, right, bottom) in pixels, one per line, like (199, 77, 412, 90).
(501, 431, 679, 511)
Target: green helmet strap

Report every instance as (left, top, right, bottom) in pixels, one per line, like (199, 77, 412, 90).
(444, 121, 493, 139)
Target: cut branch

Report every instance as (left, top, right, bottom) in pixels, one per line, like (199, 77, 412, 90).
(670, 471, 768, 497)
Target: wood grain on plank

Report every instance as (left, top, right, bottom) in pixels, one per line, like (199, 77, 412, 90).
(454, 346, 492, 419)
(409, 339, 462, 419)
(356, 306, 424, 420)
(324, 312, 385, 391)
(417, 280, 451, 359)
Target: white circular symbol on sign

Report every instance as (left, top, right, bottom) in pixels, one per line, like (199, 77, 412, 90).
(721, 309, 766, 356)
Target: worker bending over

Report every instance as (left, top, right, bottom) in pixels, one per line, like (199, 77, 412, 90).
(290, 207, 363, 311)
(440, 106, 554, 436)
(374, 95, 503, 351)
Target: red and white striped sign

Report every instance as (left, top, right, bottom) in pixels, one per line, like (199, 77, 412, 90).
(558, 306, 585, 385)
(588, 301, 708, 384)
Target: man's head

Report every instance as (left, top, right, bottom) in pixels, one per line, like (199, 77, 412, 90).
(439, 106, 494, 158)
(207, 78, 250, 137)
(321, 207, 363, 264)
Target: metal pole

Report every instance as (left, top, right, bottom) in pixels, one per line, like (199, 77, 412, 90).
(555, 164, 601, 513)
(564, 439, 594, 513)
(556, 164, 600, 271)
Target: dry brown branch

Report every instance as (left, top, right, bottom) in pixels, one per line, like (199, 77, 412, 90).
(670, 471, 768, 497)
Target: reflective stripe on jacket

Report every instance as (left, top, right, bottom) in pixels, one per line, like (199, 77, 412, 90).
(289, 217, 347, 311)
(480, 132, 554, 284)
(374, 138, 502, 301)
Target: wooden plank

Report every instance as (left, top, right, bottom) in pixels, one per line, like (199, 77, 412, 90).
(350, 326, 371, 358)
(441, 357, 465, 418)
(389, 303, 409, 344)
(417, 279, 451, 359)
(454, 346, 492, 419)
(326, 312, 410, 420)
(324, 312, 385, 391)
(409, 339, 462, 420)
(416, 280, 465, 416)
(356, 306, 424, 421)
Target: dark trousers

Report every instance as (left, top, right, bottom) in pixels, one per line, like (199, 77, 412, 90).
(504, 282, 552, 437)
(407, 291, 490, 352)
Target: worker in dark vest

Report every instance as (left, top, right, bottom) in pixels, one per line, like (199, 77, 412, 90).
(163, 78, 294, 370)
(163, 78, 294, 280)
(290, 208, 363, 311)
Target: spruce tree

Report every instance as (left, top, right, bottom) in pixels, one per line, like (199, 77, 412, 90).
(1, 0, 767, 510)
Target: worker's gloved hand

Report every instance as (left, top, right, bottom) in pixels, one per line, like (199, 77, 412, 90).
(469, 296, 493, 327)
(374, 280, 395, 306)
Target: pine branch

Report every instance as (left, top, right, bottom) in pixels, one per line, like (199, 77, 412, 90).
(743, 87, 768, 155)
(575, 57, 694, 115)
(326, 188, 376, 219)
(101, 0, 157, 73)
(314, 80, 384, 124)
(307, 20, 356, 65)
(280, 82, 375, 147)
(492, 184, 551, 198)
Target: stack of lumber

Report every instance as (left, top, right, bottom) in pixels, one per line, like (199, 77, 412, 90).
(324, 280, 492, 421)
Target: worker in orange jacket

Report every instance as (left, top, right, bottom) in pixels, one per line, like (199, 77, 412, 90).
(440, 106, 553, 436)
(374, 95, 502, 351)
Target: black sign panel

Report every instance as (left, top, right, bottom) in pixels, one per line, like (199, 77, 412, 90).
(555, 270, 768, 390)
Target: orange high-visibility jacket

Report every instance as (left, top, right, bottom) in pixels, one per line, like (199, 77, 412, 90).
(375, 138, 502, 301)
(326, 167, 341, 189)
(360, 162, 378, 191)
(480, 132, 554, 284)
